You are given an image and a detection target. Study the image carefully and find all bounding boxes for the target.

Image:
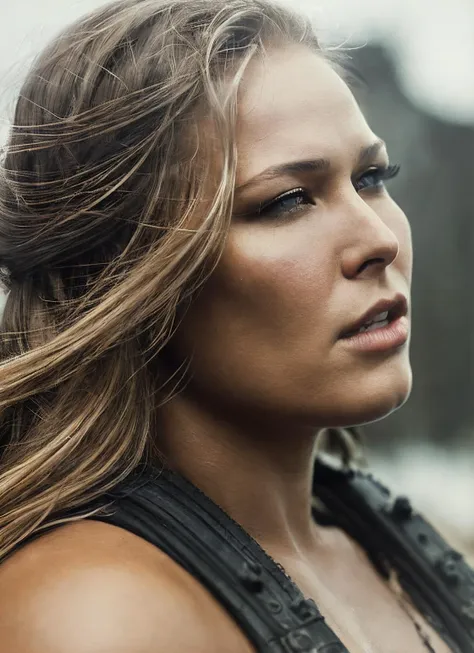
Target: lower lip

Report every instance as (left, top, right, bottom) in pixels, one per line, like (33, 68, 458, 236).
(339, 316, 410, 353)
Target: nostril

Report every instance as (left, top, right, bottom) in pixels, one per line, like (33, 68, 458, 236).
(357, 257, 385, 275)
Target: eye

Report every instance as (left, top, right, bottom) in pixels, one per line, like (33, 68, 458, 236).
(257, 188, 315, 219)
(354, 164, 400, 193)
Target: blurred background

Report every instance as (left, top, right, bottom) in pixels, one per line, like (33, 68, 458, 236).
(0, 0, 473, 556)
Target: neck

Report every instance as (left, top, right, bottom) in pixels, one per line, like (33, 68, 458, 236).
(157, 394, 322, 559)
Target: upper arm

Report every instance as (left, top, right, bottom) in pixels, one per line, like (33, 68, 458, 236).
(0, 521, 253, 653)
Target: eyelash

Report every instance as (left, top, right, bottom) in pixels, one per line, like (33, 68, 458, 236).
(354, 163, 400, 192)
(257, 163, 401, 220)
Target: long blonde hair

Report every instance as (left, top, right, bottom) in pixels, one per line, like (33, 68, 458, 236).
(0, 0, 320, 560)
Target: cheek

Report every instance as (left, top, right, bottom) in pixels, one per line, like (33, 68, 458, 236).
(217, 223, 334, 334)
(172, 223, 337, 407)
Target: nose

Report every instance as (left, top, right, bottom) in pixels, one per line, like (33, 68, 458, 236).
(341, 197, 400, 280)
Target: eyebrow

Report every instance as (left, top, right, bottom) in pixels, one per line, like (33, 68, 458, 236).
(235, 139, 386, 193)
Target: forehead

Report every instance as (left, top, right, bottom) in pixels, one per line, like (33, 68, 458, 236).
(235, 45, 376, 180)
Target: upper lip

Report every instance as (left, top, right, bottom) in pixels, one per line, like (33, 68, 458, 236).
(339, 293, 408, 339)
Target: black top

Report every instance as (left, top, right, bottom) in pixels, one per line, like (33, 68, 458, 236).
(80, 458, 474, 653)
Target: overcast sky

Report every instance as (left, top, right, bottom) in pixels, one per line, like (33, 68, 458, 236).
(1, 0, 474, 133)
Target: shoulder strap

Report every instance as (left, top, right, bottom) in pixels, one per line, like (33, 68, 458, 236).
(312, 460, 474, 653)
(87, 461, 474, 653)
(91, 467, 348, 653)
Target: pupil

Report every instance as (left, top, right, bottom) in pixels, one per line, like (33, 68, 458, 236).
(282, 195, 299, 209)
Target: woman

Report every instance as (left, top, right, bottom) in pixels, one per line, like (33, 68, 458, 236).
(0, 1, 472, 651)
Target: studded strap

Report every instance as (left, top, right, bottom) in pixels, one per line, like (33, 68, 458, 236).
(91, 467, 348, 652)
(312, 461, 474, 653)
(85, 461, 474, 652)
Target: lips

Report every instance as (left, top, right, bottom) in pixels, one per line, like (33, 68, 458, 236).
(339, 294, 408, 340)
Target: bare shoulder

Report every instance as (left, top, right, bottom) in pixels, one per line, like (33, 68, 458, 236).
(0, 520, 254, 653)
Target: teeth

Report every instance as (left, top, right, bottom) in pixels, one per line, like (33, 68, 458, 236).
(358, 310, 390, 332)
(361, 320, 389, 333)
(371, 311, 389, 323)
(345, 310, 391, 338)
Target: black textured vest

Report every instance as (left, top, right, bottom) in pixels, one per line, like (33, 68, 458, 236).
(86, 459, 474, 653)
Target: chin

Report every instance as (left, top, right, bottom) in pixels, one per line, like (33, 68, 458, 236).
(316, 362, 413, 429)
(354, 384, 411, 427)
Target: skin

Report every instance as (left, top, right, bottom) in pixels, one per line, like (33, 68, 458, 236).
(0, 46, 451, 653)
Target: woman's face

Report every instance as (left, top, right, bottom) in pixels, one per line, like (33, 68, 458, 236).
(174, 45, 413, 429)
